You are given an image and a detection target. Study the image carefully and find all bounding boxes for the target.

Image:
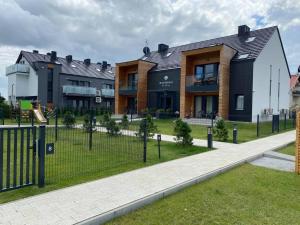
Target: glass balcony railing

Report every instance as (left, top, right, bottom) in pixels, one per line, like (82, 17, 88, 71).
(63, 85, 97, 96)
(6, 64, 30, 75)
(185, 74, 218, 93)
(101, 88, 115, 97)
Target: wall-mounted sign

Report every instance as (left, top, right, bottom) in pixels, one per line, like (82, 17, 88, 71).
(96, 97, 102, 103)
(159, 75, 173, 88)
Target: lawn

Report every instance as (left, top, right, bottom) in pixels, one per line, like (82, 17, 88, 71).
(279, 143, 295, 156)
(0, 126, 208, 204)
(130, 118, 295, 143)
(107, 164, 300, 225)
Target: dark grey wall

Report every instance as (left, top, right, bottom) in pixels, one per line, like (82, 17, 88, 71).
(147, 68, 180, 111)
(229, 60, 254, 122)
(34, 61, 114, 109)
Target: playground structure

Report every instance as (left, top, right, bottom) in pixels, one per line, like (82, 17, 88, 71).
(16, 100, 49, 124)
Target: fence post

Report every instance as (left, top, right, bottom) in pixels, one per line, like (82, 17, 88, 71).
(207, 126, 213, 149)
(256, 114, 260, 137)
(157, 134, 161, 159)
(143, 119, 147, 162)
(38, 125, 45, 188)
(18, 109, 21, 127)
(89, 110, 93, 150)
(31, 110, 34, 126)
(284, 113, 287, 130)
(55, 109, 58, 141)
(0, 108, 4, 125)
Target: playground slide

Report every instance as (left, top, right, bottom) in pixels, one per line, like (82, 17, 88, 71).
(33, 109, 47, 123)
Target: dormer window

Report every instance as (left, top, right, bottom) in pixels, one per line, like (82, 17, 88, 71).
(245, 37, 256, 42)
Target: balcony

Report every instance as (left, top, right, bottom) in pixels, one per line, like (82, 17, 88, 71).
(101, 88, 115, 97)
(119, 86, 137, 95)
(185, 75, 218, 93)
(6, 64, 30, 76)
(63, 85, 97, 96)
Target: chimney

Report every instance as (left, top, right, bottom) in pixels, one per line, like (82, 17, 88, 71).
(47, 52, 51, 56)
(298, 65, 300, 74)
(33, 50, 39, 54)
(158, 43, 169, 53)
(102, 61, 108, 70)
(50, 51, 57, 61)
(66, 55, 72, 63)
(84, 58, 91, 66)
(238, 25, 250, 37)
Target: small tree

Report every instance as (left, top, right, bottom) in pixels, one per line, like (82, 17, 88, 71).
(100, 112, 111, 128)
(62, 111, 76, 128)
(83, 114, 96, 132)
(106, 118, 120, 136)
(213, 118, 228, 141)
(137, 114, 158, 139)
(120, 114, 129, 129)
(174, 119, 193, 146)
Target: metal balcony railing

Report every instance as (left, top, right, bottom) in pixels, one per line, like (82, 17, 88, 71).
(6, 64, 30, 75)
(62, 85, 97, 96)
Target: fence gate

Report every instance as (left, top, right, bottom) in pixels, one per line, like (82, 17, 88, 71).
(0, 126, 37, 192)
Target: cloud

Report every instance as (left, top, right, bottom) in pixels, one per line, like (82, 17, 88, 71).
(0, 0, 299, 99)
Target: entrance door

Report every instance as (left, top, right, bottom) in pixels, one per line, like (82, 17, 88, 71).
(195, 96, 202, 118)
(127, 97, 137, 113)
(195, 96, 215, 118)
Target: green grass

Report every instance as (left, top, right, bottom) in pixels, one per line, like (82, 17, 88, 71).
(106, 164, 300, 225)
(279, 143, 295, 156)
(0, 127, 208, 204)
(130, 118, 295, 143)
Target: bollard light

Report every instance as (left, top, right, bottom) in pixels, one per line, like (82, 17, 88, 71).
(233, 124, 238, 144)
(157, 134, 161, 159)
(207, 126, 213, 149)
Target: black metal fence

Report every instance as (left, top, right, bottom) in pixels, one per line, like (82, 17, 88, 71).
(256, 113, 296, 137)
(44, 113, 144, 184)
(0, 126, 37, 192)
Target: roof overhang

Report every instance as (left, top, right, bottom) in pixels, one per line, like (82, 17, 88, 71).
(181, 44, 237, 56)
(116, 59, 156, 67)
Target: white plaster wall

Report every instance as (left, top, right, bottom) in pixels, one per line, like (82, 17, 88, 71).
(7, 56, 38, 105)
(252, 29, 290, 122)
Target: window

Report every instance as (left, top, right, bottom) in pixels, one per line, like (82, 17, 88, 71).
(102, 84, 113, 89)
(128, 73, 137, 89)
(238, 54, 249, 59)
(236, 95, 244, 110)
(245, 37, 256, 42)
(195, 66, 204, 80)
(194, 63, 218, 80)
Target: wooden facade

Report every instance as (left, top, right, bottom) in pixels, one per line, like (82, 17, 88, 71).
(179, 45, 237, 119)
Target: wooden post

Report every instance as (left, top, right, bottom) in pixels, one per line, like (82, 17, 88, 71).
(295, 112, 300, 174)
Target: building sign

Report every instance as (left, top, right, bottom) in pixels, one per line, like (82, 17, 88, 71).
(159, 75, 174, 88)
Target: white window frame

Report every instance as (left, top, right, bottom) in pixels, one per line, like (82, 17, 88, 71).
(236, 95, 244, 110)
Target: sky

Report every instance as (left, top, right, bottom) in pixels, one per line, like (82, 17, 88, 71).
(0, 0, 300, 99)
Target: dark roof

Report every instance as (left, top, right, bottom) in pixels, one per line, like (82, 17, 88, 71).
(17, 51, 115, 80)
(142, 26, 278, 71)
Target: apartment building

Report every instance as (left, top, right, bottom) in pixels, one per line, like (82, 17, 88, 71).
(115, 25, 290, 122)
(6, 50, 115, 111)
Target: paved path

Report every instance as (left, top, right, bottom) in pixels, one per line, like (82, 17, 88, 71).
(0, 130, 295, 225)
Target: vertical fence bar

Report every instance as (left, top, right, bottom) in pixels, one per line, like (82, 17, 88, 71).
(256, 114, 260, 137)
(38, 125, 45, 188)
(18, 110, 21, 127)
(0, 129, 3, 190)
(6, 130, 11, 189)
(32, 127, 36, 185)
(284, 113, 287, 130)
(55, 109, 58, 142)
(26, 127, 30, 184)
(31, 110, 34, 127)
(143, 120, 147, 163)
(13, 128, 17, 187)
(20, 128, 24, 186)
(89, 111, 93, 151)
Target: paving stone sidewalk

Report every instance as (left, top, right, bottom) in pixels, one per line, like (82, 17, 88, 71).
(0, 130, 295, 225)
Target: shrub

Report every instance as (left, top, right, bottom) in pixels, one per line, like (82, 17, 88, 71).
(62, 111, 76, 128)
(106, 119, 120, 136)
(213, 118, 228, 141)
(174, 118, 193, 146)
(0, 102, 11, 118)
(137, 114, 158, 139)
(83, 114, 96, 132)
(100, 112, 111, 127)
(120, 114, 129, 129)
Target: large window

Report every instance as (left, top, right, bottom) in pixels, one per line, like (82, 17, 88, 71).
(128, 73, 137, 89)
(235, 95, 244, 110)
(194, 63, 218, 80)
(102, 84, 113, 89)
